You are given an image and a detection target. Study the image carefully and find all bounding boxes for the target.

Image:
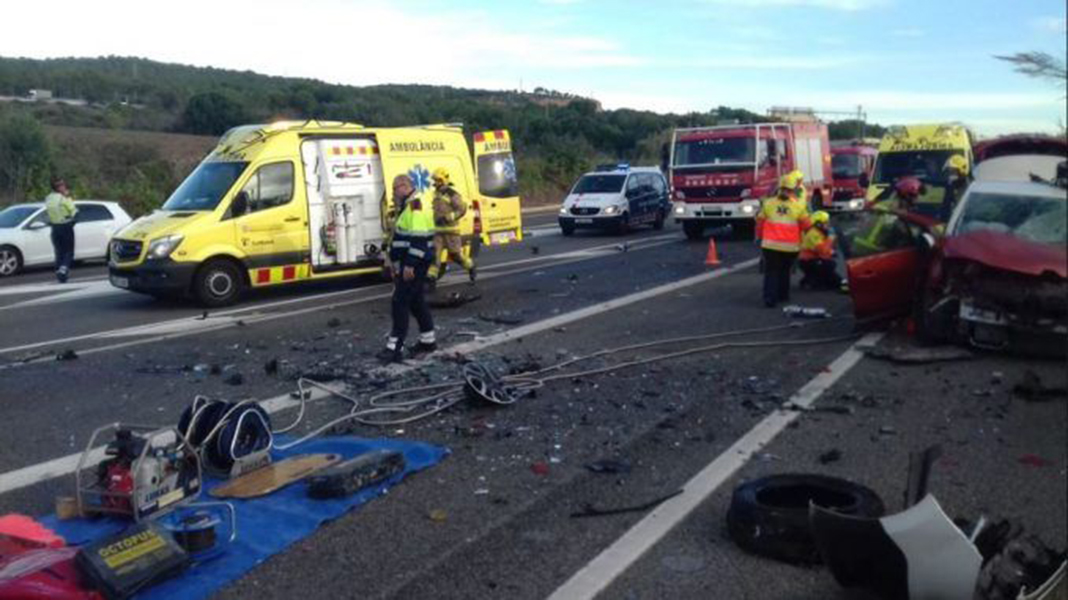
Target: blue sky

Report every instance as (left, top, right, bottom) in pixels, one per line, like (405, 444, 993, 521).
(3, 0, 1065, 135)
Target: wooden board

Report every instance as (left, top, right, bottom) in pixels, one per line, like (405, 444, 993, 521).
(210, 454, 341, 499)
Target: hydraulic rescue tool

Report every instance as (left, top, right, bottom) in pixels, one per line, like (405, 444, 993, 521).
(75, 424, 201, 522)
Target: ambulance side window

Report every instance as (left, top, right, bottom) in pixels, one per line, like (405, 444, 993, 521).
(241, 162, 294, 213)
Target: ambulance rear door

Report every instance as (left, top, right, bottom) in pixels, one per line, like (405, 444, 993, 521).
(473, 129, 523, 245)
(301, 138, 386, 271)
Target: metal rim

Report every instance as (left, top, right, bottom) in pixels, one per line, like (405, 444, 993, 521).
(0, 248, 19, 276)
(207, 270, 234, 298)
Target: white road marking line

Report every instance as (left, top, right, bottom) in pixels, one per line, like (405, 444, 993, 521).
(547, 331, 885, 600)
(0, 234, 678, 357)
(4, 238, 681, 365)
(0, 252, 753, 496)
(0, 278, 108, 298)
(0, 280, 123, 310)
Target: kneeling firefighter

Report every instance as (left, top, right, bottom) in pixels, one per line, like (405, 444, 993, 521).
(378, 174, 437, 363)
(427, 167, 476, 289)
(798, 211, 842, 290)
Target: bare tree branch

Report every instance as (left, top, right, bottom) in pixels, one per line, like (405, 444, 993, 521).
(995, 52, 1067, 82)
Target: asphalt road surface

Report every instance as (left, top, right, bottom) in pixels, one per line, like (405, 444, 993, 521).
(0, 210, 1063, 599)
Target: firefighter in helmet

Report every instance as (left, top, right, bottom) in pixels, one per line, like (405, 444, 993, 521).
(798, 210, 842, 290)
(755, 171, 812, 307)
(427, 167, 475, 289)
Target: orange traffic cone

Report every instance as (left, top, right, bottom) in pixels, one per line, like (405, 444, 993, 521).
(704, 238, 721, 266)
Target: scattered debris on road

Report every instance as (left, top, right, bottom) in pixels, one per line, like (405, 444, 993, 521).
(862, 344, 975, 364)
(1013, 370, 1068, 402)
(571, 489, 682, 518)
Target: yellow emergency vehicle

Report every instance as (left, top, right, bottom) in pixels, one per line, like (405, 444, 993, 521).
(867, 123, 974, 209)
(108, 121, 522, 306)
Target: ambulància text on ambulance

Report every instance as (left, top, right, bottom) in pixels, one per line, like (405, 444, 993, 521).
(108, 121, 522, 306)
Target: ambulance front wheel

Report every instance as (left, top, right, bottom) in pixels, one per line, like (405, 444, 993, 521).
(194, 259, 245, 307)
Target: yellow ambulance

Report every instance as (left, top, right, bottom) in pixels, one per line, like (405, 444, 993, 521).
(867, 123, 974, 210)
(108, 121, 522, 306)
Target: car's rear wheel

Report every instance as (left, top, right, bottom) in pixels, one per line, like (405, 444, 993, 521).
(616, 212, 631, 235)
(683, 221, 704, 240)
(193, 259, 245, 307)
(0, 245, 22, 277)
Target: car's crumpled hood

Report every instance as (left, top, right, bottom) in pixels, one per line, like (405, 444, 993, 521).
(114, 211, 212, 241)
(943, 229, 1067, 279)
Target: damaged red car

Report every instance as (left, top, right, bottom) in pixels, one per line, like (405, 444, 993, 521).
(840, 164, 1067, 356)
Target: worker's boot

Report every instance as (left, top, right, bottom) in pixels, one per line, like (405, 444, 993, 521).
(468, 264, 477, 283)
(376, 339, 404, 364)
(411, 331, 437, 356)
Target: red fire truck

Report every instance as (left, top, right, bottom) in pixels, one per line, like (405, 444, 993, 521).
(669, 122, 833, 239)
(829, 141, 877, 212)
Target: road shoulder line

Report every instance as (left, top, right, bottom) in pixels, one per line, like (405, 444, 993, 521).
(547, 331, 884, 600)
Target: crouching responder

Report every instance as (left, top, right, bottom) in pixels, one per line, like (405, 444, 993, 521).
(377, 174, 437, 363)
(755, 172, 811, 308)
(44, 176, 78, 283)
(798, 211, 842, 291)
(427, 167, 475, 291)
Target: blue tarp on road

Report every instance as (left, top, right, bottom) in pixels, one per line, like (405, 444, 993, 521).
(41, 436, 448, 599)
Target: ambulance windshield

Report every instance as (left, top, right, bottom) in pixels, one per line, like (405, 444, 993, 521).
(162, 161, 249, 211)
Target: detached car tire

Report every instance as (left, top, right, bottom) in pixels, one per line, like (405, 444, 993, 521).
(726, 474, 885, 564)
(194, 259, 245, 307)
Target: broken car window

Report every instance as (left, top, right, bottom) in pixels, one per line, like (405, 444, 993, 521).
(955, 192, 1067, 245)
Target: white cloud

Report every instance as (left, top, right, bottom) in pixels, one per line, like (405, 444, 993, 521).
(0, 0, 642, 89)
(700, 0, 886, 11)
(675, 55, 865, 70)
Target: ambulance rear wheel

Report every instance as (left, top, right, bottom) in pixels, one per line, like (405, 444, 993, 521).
(194, 259, 245, 307)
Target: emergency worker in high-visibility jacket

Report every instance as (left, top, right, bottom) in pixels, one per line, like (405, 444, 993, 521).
(427, 167, 475, 288)
(755, 172, 811, 307)
(377, 174, 437, 363)
(44, 176, 78, 283)
(798, 211, 842, 290)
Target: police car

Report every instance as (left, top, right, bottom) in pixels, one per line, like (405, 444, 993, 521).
(558, 165, 670, 235)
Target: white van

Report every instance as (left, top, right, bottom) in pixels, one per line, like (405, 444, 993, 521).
(557, 165, 669, 235)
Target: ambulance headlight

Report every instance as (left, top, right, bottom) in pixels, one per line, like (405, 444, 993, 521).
(559, 206, 569, 215)
(146, 234, 184, 260)
(604, 205, 618, 215)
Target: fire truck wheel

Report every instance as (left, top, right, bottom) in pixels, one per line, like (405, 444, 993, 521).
(726, 474, 885, 564)
(194, 258, 245, 307)
(683, 221, 705, 240)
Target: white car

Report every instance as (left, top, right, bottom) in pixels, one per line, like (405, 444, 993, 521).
(0, 201, 132, 276)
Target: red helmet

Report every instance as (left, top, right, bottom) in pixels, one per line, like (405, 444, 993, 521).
(894, 177, 923, 199)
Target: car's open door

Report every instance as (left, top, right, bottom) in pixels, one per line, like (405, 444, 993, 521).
(472, 130, 522, 245)
(838, 211, 926, 321)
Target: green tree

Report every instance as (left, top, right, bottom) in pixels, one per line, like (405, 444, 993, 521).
(0, 114, 53, 203)
(179, 92, 249, 135)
